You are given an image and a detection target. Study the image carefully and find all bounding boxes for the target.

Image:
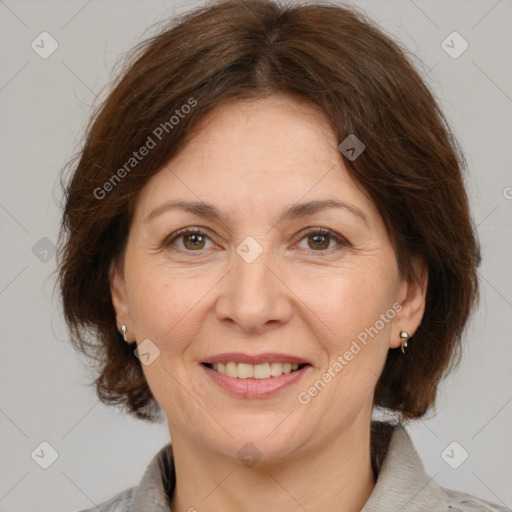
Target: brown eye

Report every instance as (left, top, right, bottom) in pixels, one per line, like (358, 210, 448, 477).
(182, 232, 206, 250)
(298, 228, 348, 252)
(165, 228, 213, 251)
(307, 233, 330, 250)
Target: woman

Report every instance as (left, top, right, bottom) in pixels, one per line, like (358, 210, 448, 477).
(57, 1, 508, 510)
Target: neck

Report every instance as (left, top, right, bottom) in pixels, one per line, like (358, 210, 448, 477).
(169, 419, 377, 512)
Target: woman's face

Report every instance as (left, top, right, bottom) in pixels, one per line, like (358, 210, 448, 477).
(111, 94, 426, 463)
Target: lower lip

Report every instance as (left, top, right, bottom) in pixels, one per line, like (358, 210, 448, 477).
(201, 364, 310, 399)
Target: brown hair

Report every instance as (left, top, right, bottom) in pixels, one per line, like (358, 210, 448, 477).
(56, 0, 480, 423)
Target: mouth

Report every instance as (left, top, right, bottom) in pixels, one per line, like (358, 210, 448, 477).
(200, 353, 312, 399)
(202, 361, 309, 379)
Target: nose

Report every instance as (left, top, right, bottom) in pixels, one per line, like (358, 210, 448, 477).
(215, 238, 293, 333)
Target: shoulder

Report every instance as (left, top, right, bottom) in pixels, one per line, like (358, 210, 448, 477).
(440, 486, 510, 512)
(75, 442, 175, 512)
(367, 423, 509, 512)
(76, 486, 135, 512)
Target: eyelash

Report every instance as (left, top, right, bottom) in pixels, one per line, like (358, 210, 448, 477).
(163, 227, 349, 255)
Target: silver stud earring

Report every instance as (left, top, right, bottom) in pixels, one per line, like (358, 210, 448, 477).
(121, 324, 128, 343)
(400, 331, 410, 354)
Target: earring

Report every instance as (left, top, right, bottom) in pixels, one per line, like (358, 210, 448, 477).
(400, 331, 410, 354)
(121, 324, 128, 343)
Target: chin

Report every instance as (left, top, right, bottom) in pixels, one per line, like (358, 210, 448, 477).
(199, 414, 312, 465)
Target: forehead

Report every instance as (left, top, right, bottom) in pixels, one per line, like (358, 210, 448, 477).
(187, 93, 336, 152)
(133, 94, 377, 226)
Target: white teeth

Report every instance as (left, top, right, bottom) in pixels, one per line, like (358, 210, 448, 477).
(237, 363, 254, 378)
(225, 361, 237, 378)
(253, 363, 271, 379)
(270, 362, 283, 377)
(210, 362, 301, 379)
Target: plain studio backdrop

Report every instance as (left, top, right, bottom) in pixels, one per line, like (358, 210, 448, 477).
(0, 1, 511, 511)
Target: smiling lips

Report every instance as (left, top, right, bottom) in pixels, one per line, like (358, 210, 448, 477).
(201, 352, 312, 398)
(202, 351, 311, 379)
(209, 361, 302, 379)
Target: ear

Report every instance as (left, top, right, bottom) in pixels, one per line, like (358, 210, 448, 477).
(389, 256, 428, 349)
(109, 258, 134, 341)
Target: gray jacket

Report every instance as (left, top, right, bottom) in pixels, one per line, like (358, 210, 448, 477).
(79, 423, 509, 511)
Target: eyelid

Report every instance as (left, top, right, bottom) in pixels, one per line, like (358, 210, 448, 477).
(164, 226, 350, 251)
(295, 227, 350, 251)
(163, 226, 352, 255)
(163, 227, 217, 249)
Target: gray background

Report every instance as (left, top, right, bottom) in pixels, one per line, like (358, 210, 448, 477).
(0, 0, 511, 511)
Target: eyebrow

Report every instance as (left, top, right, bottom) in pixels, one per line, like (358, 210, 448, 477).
(144, 198, 369, 226)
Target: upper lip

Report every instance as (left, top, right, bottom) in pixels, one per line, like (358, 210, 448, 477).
(202, 352, 311, 366)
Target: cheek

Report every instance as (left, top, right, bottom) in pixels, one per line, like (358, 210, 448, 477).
(298, 259, 399, 405)
(307, 263, 397, 340)
(126, 268, 207, 402)
(126, 263, 206, 348)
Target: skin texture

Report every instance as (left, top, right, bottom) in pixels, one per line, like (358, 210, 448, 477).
(110, 93, 427, 512)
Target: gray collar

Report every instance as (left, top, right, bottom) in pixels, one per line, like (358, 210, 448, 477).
(361, 424, 449, 511)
